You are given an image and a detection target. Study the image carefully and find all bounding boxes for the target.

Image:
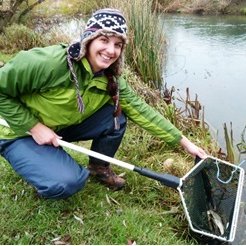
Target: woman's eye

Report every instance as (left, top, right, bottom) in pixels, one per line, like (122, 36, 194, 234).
(115, 43, 123, 49)
(100, 38, 108, 43)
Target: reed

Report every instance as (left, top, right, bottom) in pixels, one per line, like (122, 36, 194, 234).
(236, 125, 246, 158)
(223, 122, 237, 163)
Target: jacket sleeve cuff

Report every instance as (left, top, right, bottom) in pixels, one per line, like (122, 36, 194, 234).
(166, 132, 183, 146)
(12, 118, 39, 136)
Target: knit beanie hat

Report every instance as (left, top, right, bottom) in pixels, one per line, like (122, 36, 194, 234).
(67, 8, 128, 128)
(68, 8, 127, 76)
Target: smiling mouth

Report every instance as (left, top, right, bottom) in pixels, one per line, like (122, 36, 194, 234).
(100, 53, 113, 61)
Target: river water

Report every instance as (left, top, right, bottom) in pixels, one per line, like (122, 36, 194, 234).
(162, 14, 246, 160)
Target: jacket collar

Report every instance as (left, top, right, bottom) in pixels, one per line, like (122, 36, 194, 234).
(81, 57, 105, 78)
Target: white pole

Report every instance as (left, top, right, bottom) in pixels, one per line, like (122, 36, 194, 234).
(0, 118, 9, 127)
(0, 118, 135, 170)
(58, 139, 134, 170)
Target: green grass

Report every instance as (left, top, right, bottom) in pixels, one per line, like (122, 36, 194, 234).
(0, 144, 196, 244)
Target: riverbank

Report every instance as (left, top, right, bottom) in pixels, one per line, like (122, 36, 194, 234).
(158, 0, 246, 15)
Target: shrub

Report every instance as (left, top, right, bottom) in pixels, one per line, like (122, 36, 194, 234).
(240, 7, 246, 15)
(0, 23, 45, 53)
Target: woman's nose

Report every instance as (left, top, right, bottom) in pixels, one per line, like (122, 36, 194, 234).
(106, 43, 115, 54)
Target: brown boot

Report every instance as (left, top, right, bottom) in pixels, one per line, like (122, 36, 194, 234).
(88, 163, 125, 190)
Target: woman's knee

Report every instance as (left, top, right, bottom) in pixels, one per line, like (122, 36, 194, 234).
(38, 169, 90, 199)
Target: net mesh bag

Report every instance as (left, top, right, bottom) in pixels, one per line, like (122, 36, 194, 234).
(180, 157, 244, 241)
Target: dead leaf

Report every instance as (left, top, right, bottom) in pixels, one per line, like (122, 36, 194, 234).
(161, 206, 179, 214)
(118, 172, 126, 177)
(53, 240, 66, 245)
(106, 194, 111, 205)
(108, 195, 121, 205)
(73, 214, 84, 224)
(122, 220, 127, 227)
(127, 239, 137, 245)
(51, 235, 71, 245)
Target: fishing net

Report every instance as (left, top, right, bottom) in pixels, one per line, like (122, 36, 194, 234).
(179, 157, 244, 242)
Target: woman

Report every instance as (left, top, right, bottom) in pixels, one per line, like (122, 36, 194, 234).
(0, 8, 207, 199)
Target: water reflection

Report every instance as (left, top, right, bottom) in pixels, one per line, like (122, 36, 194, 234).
(162, 14, 246, 160)
(167, 15, 246, 40)
(164, 15, 246, 57)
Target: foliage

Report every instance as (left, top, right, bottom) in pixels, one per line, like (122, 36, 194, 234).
(0, 0, 25, 31)
(0, 20, 79, 53)
(0, 0, 45, 32)
(0, 23, 45, 52)
(30, 0, 99, 17)
(17, 0, 46, 23)
(158, 0, 243, 15)
(0, 52, 15, 63)
(223, 122, 237, 163)
(237, 125, 246, 156)
(126, 0, 166, 90)
(240, 7, 246, 15)
(123, 67, 217, 156)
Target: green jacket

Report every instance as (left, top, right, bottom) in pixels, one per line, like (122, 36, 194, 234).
(0, 44, 182, 145)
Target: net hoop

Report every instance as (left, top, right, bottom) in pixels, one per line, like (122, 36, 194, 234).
(178, 156, 245, 242)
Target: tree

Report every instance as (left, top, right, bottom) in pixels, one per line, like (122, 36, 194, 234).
(18, 0, 45, 23)
(0, 0, 45, 33)
(0, 0, 25, 32)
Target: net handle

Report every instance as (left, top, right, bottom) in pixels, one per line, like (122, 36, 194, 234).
(60, 140, 181, 188)
(0, 118, 181, 189)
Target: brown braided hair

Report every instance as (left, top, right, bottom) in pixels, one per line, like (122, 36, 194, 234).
(105, 68, 122, 129)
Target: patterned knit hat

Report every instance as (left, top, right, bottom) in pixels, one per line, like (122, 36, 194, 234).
(68, 8, 127, 76)
(82, 8, 127, 41)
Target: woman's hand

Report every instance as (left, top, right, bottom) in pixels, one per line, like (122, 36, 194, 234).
(30, 122, 62, 147)
(180, 135, 208, 159)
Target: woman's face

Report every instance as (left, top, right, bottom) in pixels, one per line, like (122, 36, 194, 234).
(86, 35, 123, 73)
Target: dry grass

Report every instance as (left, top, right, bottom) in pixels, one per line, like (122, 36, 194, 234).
(160, 0, 234, 14)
